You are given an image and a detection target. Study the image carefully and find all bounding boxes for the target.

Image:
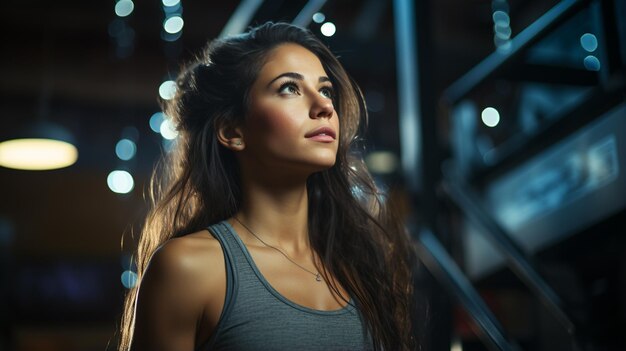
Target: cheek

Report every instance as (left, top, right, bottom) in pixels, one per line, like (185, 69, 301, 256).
(248, 102, 301, 138)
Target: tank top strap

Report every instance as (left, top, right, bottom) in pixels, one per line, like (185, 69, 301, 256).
(202, 220, 265, 349)
(202, 220, 243, 350)
(207, 220, 264, 289)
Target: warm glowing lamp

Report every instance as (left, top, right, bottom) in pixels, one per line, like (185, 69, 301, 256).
(0, 122, 78, 171)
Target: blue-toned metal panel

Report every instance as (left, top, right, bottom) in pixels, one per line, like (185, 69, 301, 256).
(465, 103, 626, 279)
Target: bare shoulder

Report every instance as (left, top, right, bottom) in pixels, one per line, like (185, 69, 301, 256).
(131, 228, 226, 350)
(147, 229, 225, 287)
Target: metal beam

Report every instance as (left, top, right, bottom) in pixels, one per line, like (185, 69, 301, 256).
(415, 227, 519, 351)
(442, 0, 590, 105)
(393, 0, 422, 193)
(292, 0, 327, 28)
(498, 64, 598, 86)
(219, 0, 265, 38)
(442, 162, 577, 337)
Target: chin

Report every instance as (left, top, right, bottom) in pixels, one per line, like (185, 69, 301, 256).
(292, 156, 334, 174)
(310, 158, 337, 171)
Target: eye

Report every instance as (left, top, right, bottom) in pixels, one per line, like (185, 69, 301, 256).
(278, 81, 300, 95)
(320, 86, 334, 99)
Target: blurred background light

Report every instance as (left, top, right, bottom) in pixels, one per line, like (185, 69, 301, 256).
(163, 16, 184, 34)
(492, 10, 510, 26)
(114, 0, 134, 17)
(161, 31, 183, 42)
(163, 3, 182, 14)
(365, 151, 399, 174)
(120, 270, 138, 289)
(107, 170, 134, 194)
(312, 12, 325, 23)
(162, 0, 180, 7)
(158, 80, 177, 100)
(0, 139, 78, 170)
(481, 107, 500, 127)
(320, 22, 336, 37)
(149, 112, 165, 133)
(115, 139, 137, 161)
(580, 33, 598, 52)
(160, 119, 178, 140)
(494, 24, 512, 38)
(583, 55, 601, 71)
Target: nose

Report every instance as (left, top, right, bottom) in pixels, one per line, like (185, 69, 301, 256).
(309, 94, 334, 120)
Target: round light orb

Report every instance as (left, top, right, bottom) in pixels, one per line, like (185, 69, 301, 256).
(312, 12, 325, 23)
(160, 119, 178, 140)
(164, 16, 184, 34)
(583, 55, 601, 71)
(159, 80, 177, 100)
(107, 170, 134, 194)
(481, 107, 500, 127)
(580, 33, 598, 52)
(320, 22, 336, 37)
(150, 112, 165, 133)
(115, 0, 134, 17)
(121, 270, 138, 289)
(115, 138, 137, 161)
(492, 10, 510, 26)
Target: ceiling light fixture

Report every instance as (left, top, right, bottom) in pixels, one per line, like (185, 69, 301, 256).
(0, 122, 78, 171)
(0, 29, 78, 171)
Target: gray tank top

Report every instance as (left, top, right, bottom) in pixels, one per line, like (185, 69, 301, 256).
(197, 220, 375, 351)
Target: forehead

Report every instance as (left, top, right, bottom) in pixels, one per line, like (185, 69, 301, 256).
(258, 43, 327, 78)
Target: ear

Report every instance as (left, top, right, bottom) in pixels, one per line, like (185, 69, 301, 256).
(216, 121, 245, 151)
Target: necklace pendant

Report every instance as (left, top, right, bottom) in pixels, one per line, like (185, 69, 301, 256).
(315, 273, 322, 282)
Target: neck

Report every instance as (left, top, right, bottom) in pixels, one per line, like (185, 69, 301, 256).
(231, 165, 311, 255)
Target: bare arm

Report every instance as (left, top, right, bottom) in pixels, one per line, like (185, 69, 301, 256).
(130, 234, 226, 351)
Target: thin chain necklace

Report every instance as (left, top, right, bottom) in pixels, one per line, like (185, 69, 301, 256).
(233, 216, 322, 282)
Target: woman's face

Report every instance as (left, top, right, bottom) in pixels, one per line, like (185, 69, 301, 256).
(241, 43, 340, 175)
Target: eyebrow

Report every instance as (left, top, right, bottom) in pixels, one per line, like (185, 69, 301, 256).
(266, 72, 331, 88)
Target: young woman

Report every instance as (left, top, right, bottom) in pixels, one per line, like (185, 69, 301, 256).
(119, 22, 417, 351)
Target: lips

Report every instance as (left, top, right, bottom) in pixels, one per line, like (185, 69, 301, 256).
(305, 126, 336, 140)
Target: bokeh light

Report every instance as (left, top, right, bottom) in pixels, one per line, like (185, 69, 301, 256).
(162, 0, 180, 6)
(160, 119, 178, 140)
(580, 33, 598, 52)
(312, 12, 325, 24)
(107, 170, 134, 194)
(492, 10, 510, 26)
(320, 22, 336, 37)
(481, 107, 500, 127)
(115, 139, 137, 161)
(159, 80, 177, 100)
(583, 55, 601, 71)
(164, 16, 184, 34)
(115, 0, 134, 17)
(0, 139, 78, 170)
(121, 270, 138, 289)
(150, 112, 165, 133)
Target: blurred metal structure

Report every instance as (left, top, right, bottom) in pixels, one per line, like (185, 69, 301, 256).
(399, 0, 626, 349)
(292, 0, 328, 28)
(219, 0, 265, 38)
(414, 227, 521, 351)
(442, 0, 590, 106)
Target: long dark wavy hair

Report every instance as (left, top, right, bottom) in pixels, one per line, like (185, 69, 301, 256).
(119, 21, 417, 350)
